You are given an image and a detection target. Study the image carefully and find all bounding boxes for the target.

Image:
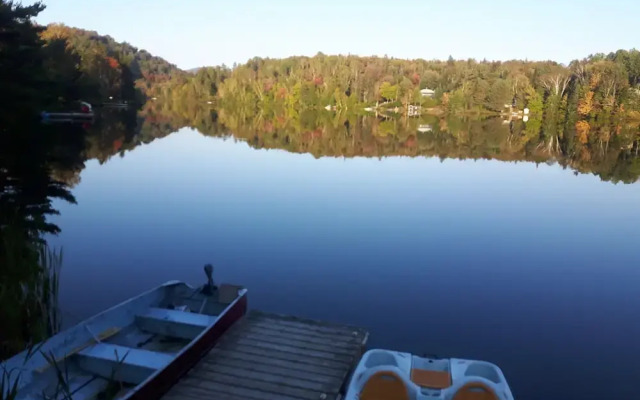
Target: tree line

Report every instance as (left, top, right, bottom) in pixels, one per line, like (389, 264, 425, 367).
(153, 51, 640, 118)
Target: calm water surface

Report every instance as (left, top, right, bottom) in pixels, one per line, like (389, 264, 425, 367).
(50, 128, 640, 400)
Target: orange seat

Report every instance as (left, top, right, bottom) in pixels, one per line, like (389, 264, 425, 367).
(411, 368, 452, 389)
(451, 381, 500, 400)
(360, 370, 410, 400)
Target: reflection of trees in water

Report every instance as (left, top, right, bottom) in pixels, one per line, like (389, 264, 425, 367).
(71, 105, 216, 171)
(222, 110, 640, 183)
(52, 103, 640, 214)
(139, 101, 640, 183)
(83, 107, 141, 164)
(0, 105, 174, 358)
(0, 120, 85, 359)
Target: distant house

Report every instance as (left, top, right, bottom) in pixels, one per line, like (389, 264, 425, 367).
(420, 88, 436, 98)
(417, 124, 432, 133)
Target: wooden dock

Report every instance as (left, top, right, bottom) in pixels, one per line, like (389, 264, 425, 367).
(161, 310, 369, 400)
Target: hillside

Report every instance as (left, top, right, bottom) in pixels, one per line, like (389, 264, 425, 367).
(41, 24, 184, 102)
(152, 51, 640, 123)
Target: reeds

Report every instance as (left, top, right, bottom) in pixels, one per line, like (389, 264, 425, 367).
(0, 239, 62, 360)
(37, 245, 62, 338)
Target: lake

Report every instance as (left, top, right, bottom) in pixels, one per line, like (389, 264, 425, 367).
(44, 114, 640, 400)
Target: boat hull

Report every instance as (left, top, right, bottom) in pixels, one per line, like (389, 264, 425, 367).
(1, 280, 248, 400)
(125, 290, 247, 399)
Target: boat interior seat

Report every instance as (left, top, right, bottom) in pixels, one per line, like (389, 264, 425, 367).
(135, 307, 218, 340)
(76, 343, 173, 384)
(411, 368, 452, 389)
(360, 370, 411, 400)
(451, 380, 501, 400)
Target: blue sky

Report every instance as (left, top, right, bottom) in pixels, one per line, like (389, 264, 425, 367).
(37, 0, 638, 70)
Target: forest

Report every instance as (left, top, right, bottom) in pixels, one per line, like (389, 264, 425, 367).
(40, 23, 182, 103)
(1, 2, 181, 119)
(154, 51, 640, 119)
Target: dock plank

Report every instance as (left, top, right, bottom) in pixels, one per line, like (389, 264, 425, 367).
(210, 344, 350, 370)
(194, 363, 334, 393)
(248, 311, 363, 335)
(162, 311, 368, 400)
(167, 378, 302, 400)
(205, 349, 345, 378)
(227, 330, 360, 357)
(202, 356, 344, 386)
(187, 371, 334, 400)
(223, 336, 355, 364)
(239, 325, 364, 350)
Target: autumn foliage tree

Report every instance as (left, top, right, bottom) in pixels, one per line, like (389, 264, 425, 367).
(40, 23, 181, 102)
(150, 49, 640, 124)
(578, 91, 594, 116)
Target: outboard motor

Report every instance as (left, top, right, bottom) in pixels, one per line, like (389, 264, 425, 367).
(202, 264, 217, 296)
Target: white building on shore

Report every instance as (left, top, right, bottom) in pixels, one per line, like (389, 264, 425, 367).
(420, 88, 436, 98)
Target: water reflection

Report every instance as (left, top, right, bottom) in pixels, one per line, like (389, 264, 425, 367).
(2, 104, 640, 399)
(44, 102, 640, 185)
(48, 124, 640, 400)
(0, 118, 84, 358)
(139, 102, 640, 184)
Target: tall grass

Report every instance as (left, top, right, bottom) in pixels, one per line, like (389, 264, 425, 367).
(0, 369, 20, 400)
(1, 343, 45, 400)
(0, 227, 62, 360)
(1, 226, 63, 399)
(37, 245, 62, 338)
(1, 233, 122, 399)
(1, 242, 123, 400)
(2, 347, 73, 400)
(41, 351, 72, 400)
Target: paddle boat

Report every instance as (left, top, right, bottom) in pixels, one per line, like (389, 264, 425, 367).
(1, 265, 247, 400)
(345, 349, 514, 400)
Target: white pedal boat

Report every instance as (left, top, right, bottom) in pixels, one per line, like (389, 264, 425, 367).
(345, 349, 514, 400)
